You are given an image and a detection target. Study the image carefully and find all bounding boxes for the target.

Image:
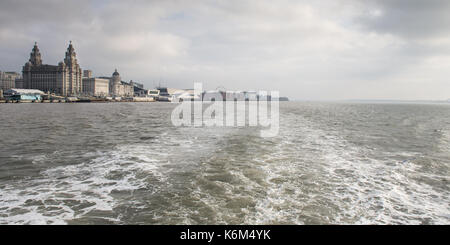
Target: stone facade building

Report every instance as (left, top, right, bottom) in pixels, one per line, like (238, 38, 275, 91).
(82, 78, 109, 96)
(106, 69, 133, 97)
(0, 71, 21, 90)
(83, 70, 92, 78)
(15, 78, 24, 89)
(22, 42, 83, 96)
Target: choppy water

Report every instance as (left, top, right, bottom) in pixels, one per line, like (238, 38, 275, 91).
(0, 102, 449, 224)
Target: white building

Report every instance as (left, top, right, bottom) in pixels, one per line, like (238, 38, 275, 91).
(3, 88, 45, 101)
(108, 69, 133, 97)
(0, 71, 21, 90)
(82, 78, 109, 97)
(171, 90, 200, 102)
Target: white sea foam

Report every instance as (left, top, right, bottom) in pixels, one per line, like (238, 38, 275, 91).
(0, 144, 166, 225)
(242, 114, 450, 224)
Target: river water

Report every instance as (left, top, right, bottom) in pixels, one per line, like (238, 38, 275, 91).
(0, 102, 448, 224)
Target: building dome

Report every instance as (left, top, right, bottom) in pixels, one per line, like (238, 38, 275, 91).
(113, 69, 120, 76)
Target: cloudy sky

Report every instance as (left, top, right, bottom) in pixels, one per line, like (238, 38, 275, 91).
(1, 0, 450, 100)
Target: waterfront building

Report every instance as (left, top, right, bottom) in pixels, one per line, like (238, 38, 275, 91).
(157, 87, 171, 97)
(225, 91, 246, 101)
(3, 88, 44, 101)
(244, 91, 258, 101)
(156, 87, 171, 102)
(82, 77, 109, 97)
(171, 89, 199, 102)
(15, 78, 24, 89)
(22, 42, 83, 96)
(133, 81, 144, 89)
(203, 90, 226, 101)
(101, 69, 133, 97)
(0, 71, 21, 90)
(130, 81, 151, 97)
(147, 89, 160, 98)
(83, 70, 92, 78)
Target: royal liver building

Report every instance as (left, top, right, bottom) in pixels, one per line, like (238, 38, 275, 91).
(22, 41, 83, 96)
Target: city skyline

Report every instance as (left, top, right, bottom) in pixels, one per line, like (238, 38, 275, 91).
(1, 0, 450, 100)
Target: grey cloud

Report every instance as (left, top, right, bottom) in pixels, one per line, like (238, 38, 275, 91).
(0, 0, 94, 29)
(1, 0, 450, 100)
(355, 0, 450, 39)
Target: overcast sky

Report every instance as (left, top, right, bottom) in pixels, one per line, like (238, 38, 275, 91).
(1, 0, 450, 100)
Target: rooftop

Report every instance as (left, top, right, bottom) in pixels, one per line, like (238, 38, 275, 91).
(4, 89, 45, 95)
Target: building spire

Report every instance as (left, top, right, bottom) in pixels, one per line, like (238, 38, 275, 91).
(64, 41, 77, 66)
(29, 41, 42, 65)
(67, 41, 75, 52)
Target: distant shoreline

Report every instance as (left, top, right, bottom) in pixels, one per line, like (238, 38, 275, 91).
(285, 99, 450, 104)
(1, 99, 448, 105)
